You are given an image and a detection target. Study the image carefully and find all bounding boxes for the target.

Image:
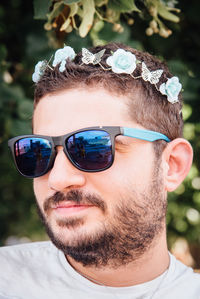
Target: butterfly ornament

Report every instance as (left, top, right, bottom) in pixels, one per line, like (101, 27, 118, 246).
(141, 62, 163, 85)
(81, 48, 106, 65)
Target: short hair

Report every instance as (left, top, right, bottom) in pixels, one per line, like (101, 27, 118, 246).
(34, 42, 183, 155)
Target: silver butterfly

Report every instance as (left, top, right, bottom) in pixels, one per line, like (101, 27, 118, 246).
(141, 62, 163, 84)
(82, 48, 106, 65)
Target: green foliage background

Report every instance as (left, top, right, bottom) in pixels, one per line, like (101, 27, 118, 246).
(0, 0, 200, 265)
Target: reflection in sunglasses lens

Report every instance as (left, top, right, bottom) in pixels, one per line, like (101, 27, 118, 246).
(66, 130, 112, 170)
(14, 138, 52, 177)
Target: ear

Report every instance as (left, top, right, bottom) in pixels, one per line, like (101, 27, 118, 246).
(162, 138, 193, 192)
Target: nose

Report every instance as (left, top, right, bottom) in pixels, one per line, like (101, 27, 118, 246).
(48, 147, 86, 192)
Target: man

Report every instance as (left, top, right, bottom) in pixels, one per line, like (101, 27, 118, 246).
(1, 43, 199, 298)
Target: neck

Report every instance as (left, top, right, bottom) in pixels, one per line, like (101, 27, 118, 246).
(66, 230, 170, 287)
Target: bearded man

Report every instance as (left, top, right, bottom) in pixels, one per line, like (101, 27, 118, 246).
(1, 43, 199, 298)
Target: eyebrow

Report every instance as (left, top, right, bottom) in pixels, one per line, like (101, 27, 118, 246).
(115, 136, 130, 146)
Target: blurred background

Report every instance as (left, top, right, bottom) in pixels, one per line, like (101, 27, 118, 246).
(0, 0, 199, 269)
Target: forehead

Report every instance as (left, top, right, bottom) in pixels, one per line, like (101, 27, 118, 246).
(33, 88, 138, 136)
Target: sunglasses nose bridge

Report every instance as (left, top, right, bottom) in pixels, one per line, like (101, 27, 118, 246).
(51, 135, 74, 167)
(52, 136, 64, 148)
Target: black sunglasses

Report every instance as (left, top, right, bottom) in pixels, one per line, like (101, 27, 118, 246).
(8, 126, 170, 178)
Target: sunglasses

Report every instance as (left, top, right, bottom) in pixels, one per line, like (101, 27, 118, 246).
(8, 126, 170, 178)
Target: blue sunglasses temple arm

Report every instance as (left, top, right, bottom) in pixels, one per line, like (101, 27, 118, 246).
(122, 127, 170, 142)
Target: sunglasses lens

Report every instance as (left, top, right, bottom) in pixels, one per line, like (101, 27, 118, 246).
(66, 130, 112, 171)
(14, 138, 52, 177)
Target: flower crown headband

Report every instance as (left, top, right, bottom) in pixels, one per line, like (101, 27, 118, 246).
(32, 45, 182, 104)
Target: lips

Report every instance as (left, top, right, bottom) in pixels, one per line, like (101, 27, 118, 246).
(43, 190, 106, 215)
(51, 201, 94, 215)
(52, 201, 92, 209)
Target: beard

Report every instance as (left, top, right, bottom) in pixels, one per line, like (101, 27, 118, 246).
(35, 160, 167, 269)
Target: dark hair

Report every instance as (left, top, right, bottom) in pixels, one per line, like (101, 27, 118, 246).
(34, 42, 183, 155)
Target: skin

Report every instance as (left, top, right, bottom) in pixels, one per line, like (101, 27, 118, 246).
(33, 87, 193, 287)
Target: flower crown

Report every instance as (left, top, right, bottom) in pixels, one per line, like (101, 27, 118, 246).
(32, 46, 182, 104)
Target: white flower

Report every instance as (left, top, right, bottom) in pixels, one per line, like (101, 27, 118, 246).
(106, 49, 136, 74)
(59, 60, 66, 72)
(32, 60, 47, 83)
(159, 76, 182, 104)
(52, 46, 76, 71)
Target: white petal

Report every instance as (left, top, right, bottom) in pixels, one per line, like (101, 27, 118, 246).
(127, 52, 136, 63)
(32, 72, 40, 83)
(159, 83, 166, 95)
(114, 49, 126, 56)
(167, 94, 179, 104)
(111, 65, 125, 73)
(59, 61, 66, 72)
(106, 56, 113, 66)
(124, 63, 136, 74)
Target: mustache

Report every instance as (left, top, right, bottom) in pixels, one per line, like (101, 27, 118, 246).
(43, 190, 106, 214)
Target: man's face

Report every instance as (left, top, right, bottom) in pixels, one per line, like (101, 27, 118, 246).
(33, 88, 167, 267)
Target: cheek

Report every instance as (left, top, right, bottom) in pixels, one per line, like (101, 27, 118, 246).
(114, 150, 153, 187)
(33, 176, 49, 207)
(88, 145, 154, 196)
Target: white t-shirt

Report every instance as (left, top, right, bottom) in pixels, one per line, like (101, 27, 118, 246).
(0, 241, 199, 299)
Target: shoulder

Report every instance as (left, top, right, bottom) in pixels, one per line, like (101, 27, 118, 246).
(0, 241, 63, 297)
(0, 241, 58, 278)
(167, 254, 200, 295)
(171, 253, 200, 279)
(0, 240, 56, 261)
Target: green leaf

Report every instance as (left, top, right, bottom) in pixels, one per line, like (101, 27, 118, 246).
(0, 45, 7, 62)
(60, 3, 78, 31)
(95, 0, 108, 7)
(69, 3, 79, 16)
(47, 2, 65, 22)
(18, 100, 33, 120)
(182, 104, 192, 121)
(10, 119, 32, 136)
(0, 84, 25, 104)
(79, 0, 95, 37)
(62, 0, 81, 3)
(92, 20, 104, 32)
(77, 6, 83, 18)
(34, 0, 52, 20)
(60, 18, 71, 31)
(108, 0, 140, 13)
(157, 2, 179, 23)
